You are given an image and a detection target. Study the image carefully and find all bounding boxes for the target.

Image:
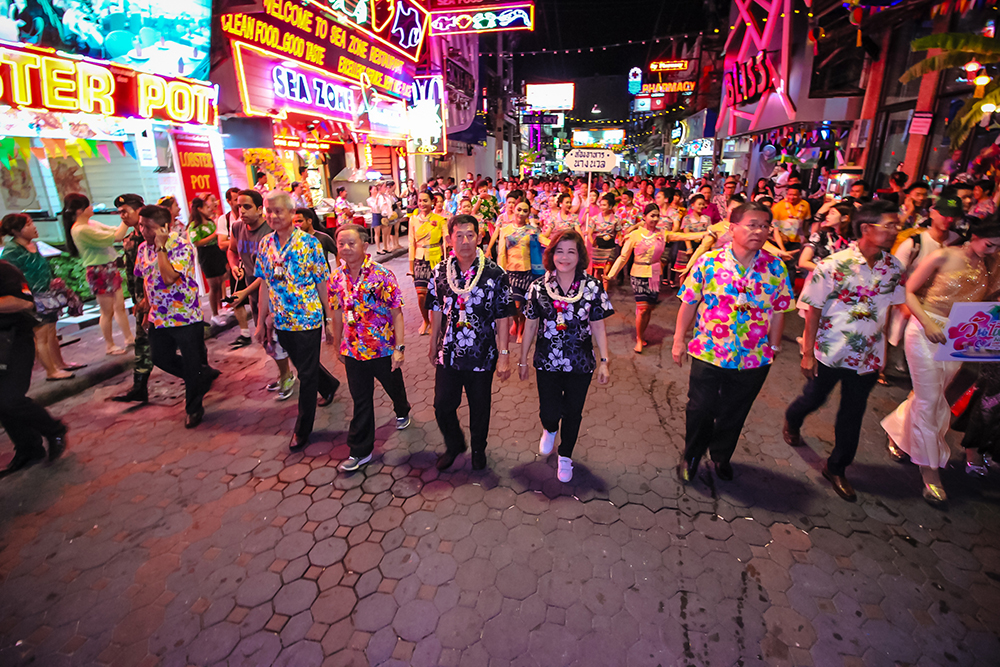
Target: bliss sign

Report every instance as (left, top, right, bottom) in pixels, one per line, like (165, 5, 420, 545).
(272, 65, 354, 116)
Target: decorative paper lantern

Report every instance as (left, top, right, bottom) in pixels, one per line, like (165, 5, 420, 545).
(807, 27, 825, 56)
(850, 7, 865, 46)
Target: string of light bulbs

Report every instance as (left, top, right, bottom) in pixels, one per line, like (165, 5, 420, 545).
(563, 107, 684, 124)
(478, 31, 709, 57)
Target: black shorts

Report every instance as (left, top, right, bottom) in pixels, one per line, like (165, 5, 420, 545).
(230, 272, 248, 293)
(197, 244, 228, 279)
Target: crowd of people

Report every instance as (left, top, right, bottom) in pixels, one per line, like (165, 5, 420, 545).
(1, 166, 998, 510)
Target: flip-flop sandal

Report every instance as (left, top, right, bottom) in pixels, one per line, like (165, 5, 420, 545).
(45, 374, 75, 381)
(61, 363, 87, 371)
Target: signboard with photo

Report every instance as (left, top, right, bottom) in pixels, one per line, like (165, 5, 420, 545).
(2, 0, 212, 80)
(934, 302, 1000, 362)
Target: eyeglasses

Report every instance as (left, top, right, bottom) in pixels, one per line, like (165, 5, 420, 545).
(871, 221, 902, 230)
(738, 223, 772, 232)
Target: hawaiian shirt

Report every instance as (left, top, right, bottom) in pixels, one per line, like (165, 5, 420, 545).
(189, 218, 218, 246)
(971, 197, 996, 219)
(255, 228, 329, 331)
(523, 273, 613, 374)
(428, 253, 513, 372)
(660, 206, 684, 231)
(679, 248, 794, 370)
(615, 203, 641, 229)
(898, 205, 928, 231)
(798, 244, 905, 374)
(135, 232, 202, 329)
(772, 200, 812, 243)
(329, 256, 402, 361)
(473, 194, 500, 222)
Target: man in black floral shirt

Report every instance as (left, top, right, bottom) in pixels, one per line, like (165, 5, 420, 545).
(428, 214, 513, 471)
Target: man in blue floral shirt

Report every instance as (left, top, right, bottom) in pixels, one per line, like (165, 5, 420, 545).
(428, 214, 512, 472)
(784, 200, 904, 502)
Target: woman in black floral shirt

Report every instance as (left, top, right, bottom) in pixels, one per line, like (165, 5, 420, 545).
(519, 229, 613, 483)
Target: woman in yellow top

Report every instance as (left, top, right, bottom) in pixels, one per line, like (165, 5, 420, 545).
(497, 200, 538, 343)
(408, 190, 447, 335)
(62, 192, 133, 355)
(607, 204, 706, 352)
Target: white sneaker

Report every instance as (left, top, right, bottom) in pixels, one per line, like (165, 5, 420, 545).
(539, 430, 557, 456)
(276, 376, 296, 401)
(211, 314, 228, 326)
(557, 456, 573, 483)
(339, 454, 372, 472)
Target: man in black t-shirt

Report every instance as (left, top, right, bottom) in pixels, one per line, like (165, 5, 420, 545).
(0, 261, 67, 475)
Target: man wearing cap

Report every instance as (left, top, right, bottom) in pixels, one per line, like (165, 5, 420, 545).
(110, 194, 153, 403)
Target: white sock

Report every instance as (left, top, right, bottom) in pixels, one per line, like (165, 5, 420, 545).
(240, 328, 250, 337)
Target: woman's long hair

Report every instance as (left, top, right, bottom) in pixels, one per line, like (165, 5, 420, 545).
(189, 196, 208, 228)
(61, 192, 90, 257)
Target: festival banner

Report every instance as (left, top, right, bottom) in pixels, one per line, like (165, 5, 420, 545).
(934, 302, 1000, 362)
(173, 132, 222, 206)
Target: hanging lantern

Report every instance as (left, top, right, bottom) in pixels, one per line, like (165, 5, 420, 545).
(807, 27, 825, 56)
(974, 70, 992, 97)
(850, 7, 864, 46)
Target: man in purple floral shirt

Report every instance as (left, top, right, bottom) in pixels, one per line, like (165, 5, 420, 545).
(784, 200, 904, 502)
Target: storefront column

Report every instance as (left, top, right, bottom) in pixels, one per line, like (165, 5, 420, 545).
(902, 15, 949, 179)
(857, 31, 891, 171)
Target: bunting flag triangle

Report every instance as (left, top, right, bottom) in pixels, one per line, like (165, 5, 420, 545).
(67, 145, 83, 166)
(83, 138, 98, 158)
(0, 152, 9, 169)
(74, 139, 94, 158)
(14, 137, 31, 163)
(115, 141, 128, 158)
(122, 141, 137, 160)
(51, 138, 66, 158)
(97, 143, 111, 163)
(31, 147, 46, 162)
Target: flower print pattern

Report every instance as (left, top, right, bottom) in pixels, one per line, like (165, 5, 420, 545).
(329, 256, 403, 361)
(255, 228, 329, 331)
(678, 247, 794, 370)
(798, 244, 905, 374)
(523, 273, 614, 374)
(135, 232, 202, 328)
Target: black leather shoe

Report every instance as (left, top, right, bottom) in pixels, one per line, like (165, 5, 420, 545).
(48, 432, 67, 463)
(289, 434, 309, 453)
(822, 464, 857, 502)
(2, 450, 46, 476)
(714, 460, 734, 481)
(471, 451, 487, 471)
(678, 457, 699, 483)
(202, 367, 222, 393)
(783, 420, 803, 447)
(317, 387, 337, 407)
(110, 374, 149, 403)
(436, 450, 461, 471)
(185, 409, 204, 429)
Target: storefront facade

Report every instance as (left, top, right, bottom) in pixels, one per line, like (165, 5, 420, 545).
(0, 39, 223, 244)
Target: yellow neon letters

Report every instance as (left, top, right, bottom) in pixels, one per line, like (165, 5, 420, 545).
(76, 62, 115, 115)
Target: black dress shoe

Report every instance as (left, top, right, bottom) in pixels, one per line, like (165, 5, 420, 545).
(48, 432, 67, 463)
(202, 368, 222, 393)
(678, 456, 699, 483)
(782, 420, 803, 447)
(436, 450, 461, 471)
(289, 434, 309, 453)
(471, 450, 487, 471)
(714, 460, 734, 481)
(2, 450, 46, 476)
(185, 409, 204, 429)
(317, 386, 337, 407)
(822, 464, 857, 502)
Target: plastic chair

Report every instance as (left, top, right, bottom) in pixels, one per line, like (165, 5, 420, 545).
(138, 26, 158, 48)
(104, 30, 135, 58)
(128, 13, 143, 34)
(102, 12, 126, 32)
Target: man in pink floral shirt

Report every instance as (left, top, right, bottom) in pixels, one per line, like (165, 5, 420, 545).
(673, 202, 794, 482)
(784, 200, 904, 502)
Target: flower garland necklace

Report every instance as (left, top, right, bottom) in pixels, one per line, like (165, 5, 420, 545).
(340, 257, 371, 327)
(446, 249, 485, 327)
(545, 272, 584, 331)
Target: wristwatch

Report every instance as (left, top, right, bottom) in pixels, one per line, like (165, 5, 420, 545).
(395, 345, 406, 352)
(499, 349, 510, 355)
(156, 247, 167, 253)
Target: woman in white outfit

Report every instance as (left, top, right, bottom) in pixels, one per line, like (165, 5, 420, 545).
(881, 220, 1000, 507)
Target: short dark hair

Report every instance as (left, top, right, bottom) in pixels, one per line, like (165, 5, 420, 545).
(337, 187, 346, 195)
(976, 179, 995, 194)
(507, 189, 524, 202)
(969, 218, 1000, 239)
(226, 187, 241, 200)
(114, 193, 144, 209)
(621, 189, 633, 200)
(256, 172, 267, 181)
(295, 207, 321, 228)
(643, 203, 659, 216)
(334, 223, 367, 242)
(238, 189, 264, 208)
(853, 199, 898, 238)
(138, 205, 172, 227)
(448, 213, 480, 236)
(905, 181, 930, 194)
(889, 171, 908, 188)
(730, 202, 773, 226)
(543, 229, 589, 273)
(1, 212, 31, 237)
(851, 179, 870, 192)
(291, 181, 301, 190)
(786, 183, 803, 194)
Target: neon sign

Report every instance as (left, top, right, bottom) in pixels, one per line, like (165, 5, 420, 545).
(650, 60, 688, 72)
(628, 67, 642, 95)
(272, 65, 355, 116)
(288, 0, 430, 62)
(409, 75, 446, 155)
(641, 81, 695, 94)
(725, 53, 774, 107)
(222, 10, 414, 98)
(430, 3, 535, 35)
(0, 43, 217, 126)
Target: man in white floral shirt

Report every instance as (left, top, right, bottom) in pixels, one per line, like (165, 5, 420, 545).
(784, 200, 905, 502)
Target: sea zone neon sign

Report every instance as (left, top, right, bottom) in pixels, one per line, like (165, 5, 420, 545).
(430, 3, 534, 35)
(272, 65, 354, 116)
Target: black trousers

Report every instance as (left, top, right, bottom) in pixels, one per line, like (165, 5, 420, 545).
(434, 366, 494, 455)
(276, 328, 339, 438)
(0, 326, 65, 457)
(344, 355, 410, 459)
(536, 370, 592, 457)
(785, 362, 879, 476)
(149, 323, 210, 415)
(684, 358, 771, 464)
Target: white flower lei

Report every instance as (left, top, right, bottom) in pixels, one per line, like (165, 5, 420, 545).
(446, 249, 486, 296)
(544, 272, 585, 305)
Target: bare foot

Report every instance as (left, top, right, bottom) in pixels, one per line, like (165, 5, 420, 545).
(418, 321, 428, 336)
(47, 370, 74, 380)
(107, 346, 127, 355)
(509, 322, 517, 336)
(634, 341, 643, 353)
(517, 333, 523, 344)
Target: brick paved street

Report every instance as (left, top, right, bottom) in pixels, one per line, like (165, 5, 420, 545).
(1, 254, 999, 667)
